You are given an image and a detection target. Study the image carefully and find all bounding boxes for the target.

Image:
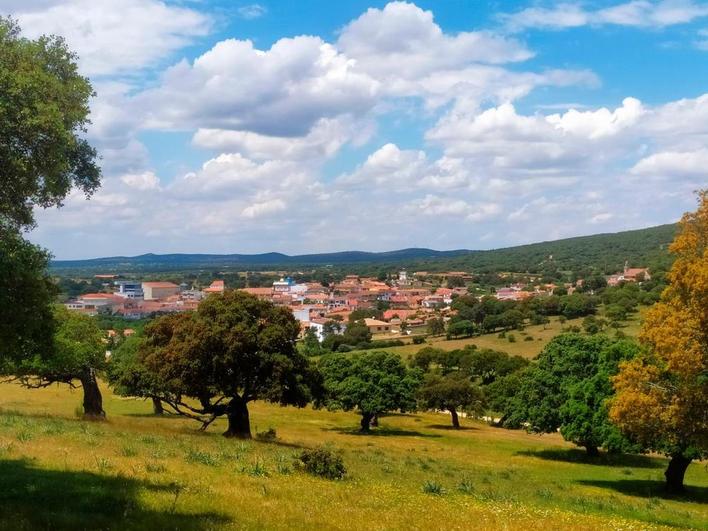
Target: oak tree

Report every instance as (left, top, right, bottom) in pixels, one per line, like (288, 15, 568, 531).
(319, 351, 421, 432)
(138, 291, 318, 438)
(610, 190, 708, 493)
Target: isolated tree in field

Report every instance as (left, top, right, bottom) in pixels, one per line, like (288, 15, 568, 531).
(138, 291, 318, 438)
(610, 191, 708, 493)
(427, 316, 445, 336)
(502, 334, 638, 456)
(319, 351, 421, 432)
(3, 307, 107, 418)
(107, 335, 165, 415)
(0, 18, 100, 365)
(418, 373, 484, 428)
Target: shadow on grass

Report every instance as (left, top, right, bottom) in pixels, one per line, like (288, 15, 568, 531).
(0, 458, 229, 530)
(325, 426, 441, 438)
(578, 479, 708, 503)
(426, 424, 478, 431)
(516, 448, 664, 469)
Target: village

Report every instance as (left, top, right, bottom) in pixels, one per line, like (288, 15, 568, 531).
(63, 264, 651, 342)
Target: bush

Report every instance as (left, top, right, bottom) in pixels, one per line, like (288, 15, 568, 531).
(412, 336, 425, 345)
(337, 344, 352, 353)
(255, 428, 277, 441)
(507, 334, 516, 343)
(422, 480, 444, 495)
(524, 336, 534, 342)
(297, 447, 346, 480)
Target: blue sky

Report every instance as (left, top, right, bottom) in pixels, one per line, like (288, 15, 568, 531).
(8, 0, 708, 258)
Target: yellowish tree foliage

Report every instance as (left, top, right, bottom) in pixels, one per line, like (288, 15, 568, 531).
(610, 190, 708, 492)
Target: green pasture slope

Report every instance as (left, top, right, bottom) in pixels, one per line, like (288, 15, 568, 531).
(0, 382, 705, 530)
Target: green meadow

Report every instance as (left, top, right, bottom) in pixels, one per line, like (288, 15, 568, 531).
(0, 380, 705, 530)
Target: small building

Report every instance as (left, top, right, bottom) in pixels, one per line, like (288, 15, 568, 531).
(114, 280, 144, 299)
(203, 280, 225, 294)
(142, 281, 180, 301)
(364, 318, 392, 334)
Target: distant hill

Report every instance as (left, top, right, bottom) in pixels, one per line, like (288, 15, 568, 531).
(50, 223, 677, 275)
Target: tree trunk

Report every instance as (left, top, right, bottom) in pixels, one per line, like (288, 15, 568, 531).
(665, 453, 691, 493)
(360, 412, 373, 433)
(371, 414, 379, 427)
(79, 369, 105, 420)
(151, 397, 164, 416)
(450, 407, 460, 429)
(585, 444, 599, 457)
(223, 397, 251, 439)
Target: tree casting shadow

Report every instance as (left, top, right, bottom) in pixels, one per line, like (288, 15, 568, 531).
(578, 478, 708, 502)
(0, 458, 229, 530)
(325, 426, 441, 438)
(516, 448, 664, 469)
(426, 424, 478, 431)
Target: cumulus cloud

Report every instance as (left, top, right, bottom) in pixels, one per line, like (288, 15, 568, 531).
(138, 36, 380, 136)
(630, 148, 708, 177)
(14, 0, 211, 76)
(121, 171, 161, 191)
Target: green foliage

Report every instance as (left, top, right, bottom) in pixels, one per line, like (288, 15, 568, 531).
(501, 334, 640, 454)
(318, 351, 421, 431)
(0, 17, 100, 231)
(0, 230, 55, 365)
(137, 291, 319, 437)
(418, 373, 484, 426)
(297, 447, 346, 480)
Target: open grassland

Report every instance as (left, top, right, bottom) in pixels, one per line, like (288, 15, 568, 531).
(366, 309, 646, 360)
(0, 381, 705, 530)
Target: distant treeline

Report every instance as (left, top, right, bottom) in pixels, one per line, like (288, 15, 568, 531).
(50, 223, 676, 282)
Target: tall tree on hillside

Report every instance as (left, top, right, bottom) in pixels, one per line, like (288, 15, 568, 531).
(501, 334, 639, 456)
(418, 373, 484, 428)
(610, 190, 708, 493)
(0, 17, 100, 365)
(137, 291, 319, 438)
(3, 307, 107, 418)
(319, 351, 421, 432)
(107, 334, 166, 415)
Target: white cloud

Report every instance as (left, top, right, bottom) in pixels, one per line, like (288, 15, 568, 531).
(121, 171, 161, 191)
(138, 36, 380, 136)
(242, 199, 286, 218)
(237, 4, 267, 20)
(501, 1, 708, 32)
(630, 148, 708, 177)
(14, 0, 211, 76)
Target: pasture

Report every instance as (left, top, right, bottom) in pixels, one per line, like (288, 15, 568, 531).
(0, 379, 705, 530)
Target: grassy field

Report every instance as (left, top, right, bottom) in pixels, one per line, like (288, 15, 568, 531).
(367, 309, 647, 360)
(0, 380, 705, 530)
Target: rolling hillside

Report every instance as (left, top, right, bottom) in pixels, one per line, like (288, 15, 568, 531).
(50, 223, 676, 275)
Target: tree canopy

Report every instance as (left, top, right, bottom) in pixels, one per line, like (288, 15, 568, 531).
(0, 17, 100, 231)
(136, 291, 318, 438)
(0, 231, 56, 366)
(3, 306, 107, 418)
(610, 190, 708, 492)
(418, 372, 484, 428)
(318, 351, 421, 432)
(501, 333, 638, 456)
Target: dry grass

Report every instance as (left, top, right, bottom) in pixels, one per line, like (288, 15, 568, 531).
(0, 380, 705, 530)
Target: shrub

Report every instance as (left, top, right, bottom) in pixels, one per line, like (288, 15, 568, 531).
(507, 334, 516, 343)
(422, 480, 444, 495)
(337, 344, 352, 353)
(412, 336, 425, 345)
(297, 447, 346, 480)
(524, 336, 534, 341)
(185, 449, 219, 466)
(255, 428, 277, 441)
